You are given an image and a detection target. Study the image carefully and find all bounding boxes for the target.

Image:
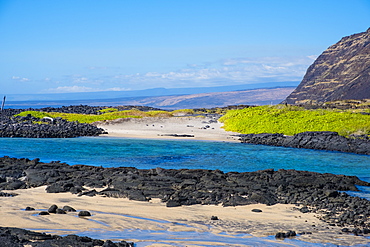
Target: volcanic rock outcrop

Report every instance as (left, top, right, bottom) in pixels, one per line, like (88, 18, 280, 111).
(1, 156, 370, 230)
(284, 28, 370, 105)
(0, 114, 106, 138)
(0, 227, 133, 247)
(239, 131, 370, 155)
(0, 105, 160, 138)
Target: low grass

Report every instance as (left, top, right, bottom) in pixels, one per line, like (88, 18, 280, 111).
(172, 109, 195, 115)
(98, 108, 119, 113)
(145, 110, 173, 117)
(219, 105, 370, 137)
(15, 109, 176, 124)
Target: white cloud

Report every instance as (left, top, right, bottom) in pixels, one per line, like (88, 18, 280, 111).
(72, 77, 89, 83)
(307, 55, 318, 60)
(43, 55, 315, 93)
(105, 87, 130, 91)
(46, 86, 96, 93)
(110, 56, 314, 88)
(44, 85, 130, 93)
(12, 76, 30, 82)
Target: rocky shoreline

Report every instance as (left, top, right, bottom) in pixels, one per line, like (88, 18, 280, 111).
(0, 105, 159, 138)
(1, 105, 370, 244)
(239, 131, 370, 155)
(0, 107, 106, 138)
(1, 156, 370, 241)
(0, 227, 133, 247)
(1, 105, 369, 156)
(0, 114, 106, 138)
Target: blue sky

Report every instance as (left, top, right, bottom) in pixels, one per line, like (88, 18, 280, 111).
(1, 0, 369, 94)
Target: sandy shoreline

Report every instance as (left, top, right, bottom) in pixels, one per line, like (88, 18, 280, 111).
(95, 116, 240, 142)
(1, 117, 369, 245)
(0, 186, 369, 246)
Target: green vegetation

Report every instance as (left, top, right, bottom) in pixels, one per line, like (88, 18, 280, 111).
(14, 109, 177, 124)
(98, 107, 119, 113)
(193, 106, 250, 115)
(219, 105, 370, 137)
(145, 110, 173, 117)
(172, 109, 195, 115)
(15, 105, 370, 137)
(15, 110, 137, 123)
(16, 111, 50, 119)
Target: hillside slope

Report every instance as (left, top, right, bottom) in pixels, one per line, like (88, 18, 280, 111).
(284, 28, 370, 105)
(121, 87, 295, 109)
(7, 87, 295, 109)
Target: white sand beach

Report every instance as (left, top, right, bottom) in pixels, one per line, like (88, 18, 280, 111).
(0, 186, 369, 246)
(95, 116, 240, 142)
(0, 116, 368, 246)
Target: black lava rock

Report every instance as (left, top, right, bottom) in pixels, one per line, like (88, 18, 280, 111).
(251, 209, 263, 213)
(239, 131, 370, 155)
(275, 232, 286, 239)
(0, 108, 105, 138)
(275, 230, 296, 239)
(166, 200, 182, 207)
(0, 105, 164, 138)
(62, 205, 76, 212)
(48, 204, 58, 214)
(0, 156, 369, 230)
(0, 226, 134, 246)
(300, 206, 310, 213)
(78, 211, 92, 217)
(56, 209, 66, 214)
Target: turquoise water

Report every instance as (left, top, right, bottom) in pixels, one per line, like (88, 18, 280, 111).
(2, 137, 370, 246)
(1, 137, 369, 178)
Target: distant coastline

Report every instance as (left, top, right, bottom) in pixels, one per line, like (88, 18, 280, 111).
(3, 84, 296, 110)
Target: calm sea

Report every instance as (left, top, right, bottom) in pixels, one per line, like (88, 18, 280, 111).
(1, 137, 369, 177)
(1, 137, 370, 246)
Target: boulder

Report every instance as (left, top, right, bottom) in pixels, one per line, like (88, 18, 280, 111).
(78, 211, 91, 217)
(48, 204, 58, 214)
(62, 205, 76, 212)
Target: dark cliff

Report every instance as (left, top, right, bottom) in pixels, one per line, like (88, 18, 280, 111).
(284, 28, 370, 105)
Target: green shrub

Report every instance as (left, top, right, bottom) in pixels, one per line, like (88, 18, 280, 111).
(14, 109, 175, 124)
(98, 108, 118, 113)
(219, 105, 370, 137)
(15, 111, 52, 119)
(146, 110, 173, 117)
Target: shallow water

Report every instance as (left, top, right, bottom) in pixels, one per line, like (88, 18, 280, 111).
(2, 137, 370, 246)
(1, 137, 369, 178)
(71, 229, 355, 247)
(76, 210, 370, 247)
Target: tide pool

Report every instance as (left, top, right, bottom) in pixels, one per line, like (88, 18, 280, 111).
(2, 136, 370, 246)
(1, 136, 369, 179)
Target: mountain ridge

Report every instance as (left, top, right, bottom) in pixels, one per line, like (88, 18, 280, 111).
(6, 81, 299, 102)
(283, 28, 370, 104)
(5, 86, 295, 110)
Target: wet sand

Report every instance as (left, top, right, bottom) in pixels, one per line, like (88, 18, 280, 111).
(1, 117, 369, 245)
(0, 186, 369, 246)
(95, 116, 240, 142)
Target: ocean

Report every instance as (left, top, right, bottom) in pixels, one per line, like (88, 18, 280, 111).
(1, 136, 370, 246)
(1, 137, 369, 178)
